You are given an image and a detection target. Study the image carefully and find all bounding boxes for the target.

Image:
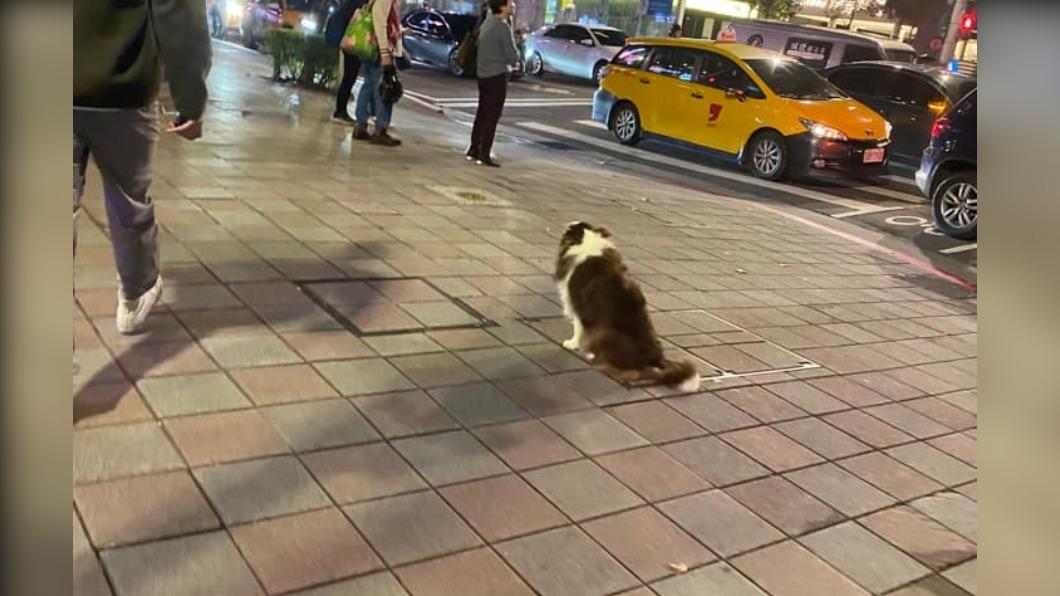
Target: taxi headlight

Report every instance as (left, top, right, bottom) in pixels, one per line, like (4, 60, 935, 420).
(799, 118, 848, 141)
(883, 120, 893, 139)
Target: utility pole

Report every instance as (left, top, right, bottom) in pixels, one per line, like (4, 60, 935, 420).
(675, 0, 687, 28)
(938, 0, 969, 65)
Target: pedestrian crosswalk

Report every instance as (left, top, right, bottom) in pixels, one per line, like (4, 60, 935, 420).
(405, 90, 594, 110)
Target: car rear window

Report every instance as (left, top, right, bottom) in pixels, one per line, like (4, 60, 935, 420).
(592, 29, 627, 47)
(612, 45, 651, 69)
(842, 43, 883, 64)
(885, 48, 917, 63)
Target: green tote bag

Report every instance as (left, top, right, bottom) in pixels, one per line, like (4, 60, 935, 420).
(340, 1, 379, 61)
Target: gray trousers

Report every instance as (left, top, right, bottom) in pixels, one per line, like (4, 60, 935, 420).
(73, 105, 160, 301)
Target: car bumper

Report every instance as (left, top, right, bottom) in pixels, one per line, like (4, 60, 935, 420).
(592, 88, 616, 125)
(787, 133, 891, 178)
(915, 149, 934, 197)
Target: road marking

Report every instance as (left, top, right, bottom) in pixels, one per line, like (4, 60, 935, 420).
(573, 119, 607, 130)
(939, 243, 978, 254)
(212, 39, 259, 54)
(831, 206, 907, 219)
(822, 179, 925, 204)
(515, 121, 884, 212)
(440, 100, 594, 108)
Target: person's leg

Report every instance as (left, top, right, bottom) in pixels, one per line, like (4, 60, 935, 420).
(353, 59, 379, 138)
(334, 51, 360, 119)
(73, 115, 90, 261)
(468, 76, 488, 158)
(372, 70, 394, 134)
(479, 75, 508, 161)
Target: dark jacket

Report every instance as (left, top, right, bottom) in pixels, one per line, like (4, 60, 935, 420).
(325, 0, 367, 48)
(74, 0, 212, 119)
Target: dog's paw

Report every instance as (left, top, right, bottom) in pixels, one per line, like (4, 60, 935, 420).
(562, 338, 579, 350)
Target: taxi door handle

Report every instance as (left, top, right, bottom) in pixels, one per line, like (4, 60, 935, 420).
(638, 77, 651, 85)
(690, 92, 704, 99)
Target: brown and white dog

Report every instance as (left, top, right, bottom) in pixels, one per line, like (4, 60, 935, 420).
(555, 221, 701, 392)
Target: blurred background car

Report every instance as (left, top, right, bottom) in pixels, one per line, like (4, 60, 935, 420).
(241, 0, 325, 49)
(916, 90, 977, 240)
(718, 20, 917, 69)
(824, 61, 976, 167)
(400, 9, 478, 77)
(524, 23, 627, 83)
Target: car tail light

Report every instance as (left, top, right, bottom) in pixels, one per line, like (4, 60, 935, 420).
(930, 117, 951, 139)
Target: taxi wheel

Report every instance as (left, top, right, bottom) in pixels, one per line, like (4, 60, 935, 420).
(747, 131, 787, 180)
(610, 103, 642, 146)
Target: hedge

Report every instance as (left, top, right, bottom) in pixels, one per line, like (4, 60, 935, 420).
(266, 29, 339, 90)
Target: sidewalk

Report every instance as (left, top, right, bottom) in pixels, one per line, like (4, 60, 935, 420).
(73, 43, 977, 596)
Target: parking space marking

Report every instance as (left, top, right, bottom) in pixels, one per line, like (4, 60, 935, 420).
(831, 206, 907, 219)
(939, 243, 978, 254)
(516, 121, 885, 212)
(573, 119, 607, 130)
(825, 180, 926, 204)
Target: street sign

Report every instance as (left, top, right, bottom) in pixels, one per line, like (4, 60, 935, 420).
(647, 0, 673, 17)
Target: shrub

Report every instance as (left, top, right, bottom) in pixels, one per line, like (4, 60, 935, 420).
(266, 29, 339, 90)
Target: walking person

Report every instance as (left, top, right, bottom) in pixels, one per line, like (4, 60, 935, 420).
(75, 0, 211, 334)
(352, 0, 404, 146)
(467, 0, 520, 167)
(325, 0, 366, 124)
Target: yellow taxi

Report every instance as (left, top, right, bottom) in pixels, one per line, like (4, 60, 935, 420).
(592, 38, 892, 180)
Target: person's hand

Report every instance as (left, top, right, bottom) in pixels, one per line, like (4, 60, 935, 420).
(381, 51, 394, 67)
(167, 118, 203, 141)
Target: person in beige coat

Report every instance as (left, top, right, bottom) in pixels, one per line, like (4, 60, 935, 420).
(352, 0, 405, 146)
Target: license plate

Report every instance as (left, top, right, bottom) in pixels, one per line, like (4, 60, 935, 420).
(863, 148, 885, 163)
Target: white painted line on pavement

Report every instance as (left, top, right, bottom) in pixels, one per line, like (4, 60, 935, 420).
(831, 206, 907, 219)
(515, 121, 883, 212)
(939, 243, 978, 254)
(213, 39, 260, 54)
(404, 93, 445, 113)
(440, 100, 594, 108)
(842, 183, 925, 204)
(573, 119, 607, 130)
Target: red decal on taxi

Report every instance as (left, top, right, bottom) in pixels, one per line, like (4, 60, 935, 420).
(708, 103, 723, 122)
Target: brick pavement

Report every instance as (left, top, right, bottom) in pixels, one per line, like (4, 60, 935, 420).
(73, 44, 977, 596)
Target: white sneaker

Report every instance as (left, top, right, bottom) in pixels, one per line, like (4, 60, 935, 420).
(116, 276, 163, 335)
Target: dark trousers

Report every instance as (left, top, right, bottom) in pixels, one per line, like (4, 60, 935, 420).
(470, 73, 509, 159)
(335, 50, 361, 117)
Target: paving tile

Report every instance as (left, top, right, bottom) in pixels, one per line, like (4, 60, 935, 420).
(786, 462, 897, 517)
(839, 452, 944, 501)
(339, 303, 423, 333)
(395, 548, 535, 596)
(764, 380, 848, 414)
(517, 342, 589, 373)
(486, 320, 548, 345)
(116, 341, 217, 378)
(886, 443, 977, 486)
(721, 426, 824, 472)
(75, 471, 218, 548)
(194, 456, 331, 525)
(652, 562, 767, 596)
(582, 506, 716, 582)
(393, 430, 509, 486)
(929, 433, 977, 465)
(775, 418, 871, 459)
(310, 281, 388, 306)
(344, 491, 482, 566)
(401, 301, 481, 327)
(165, 409, 289, 466)
(496, 375, 593, 416)
(658, 490, 783, 557)
(860, 506, 976, 570)
(473, 419, 582, 470)
(199, 334, 301, 368)
(717, 386, 807, 423)
(161, 283, 243, 311)
(824, 410, 914, 448)
(457, 347, 544, 380)
(74, 422, 184, 484)
(542, 409, 648, 456)
(289, 571, 409, 596)
(281, 330, 376, 361)
(606, 401, 706, 443)
(230, 281, 316, 309)
(800, 521, 930, 593)
(303, 443, 427, 504)
(230, 508, 383, 594)
(101, 531, 263, 596)
(370, 278, 446, 302)
(228, 364, 338, 405)
(363, 333, 445, 356)
(73, 380, 155, 428)
(553, 369, 652, 406)
(596, 446, 711, 502)
(390, 352, 482, 388)
(426, 328, 502, 350)
(809, 376, 890, 408)
(726, 476, 843, 536)
(173, 309, 272, 340)
(355, 390, 459, 438)
(315, 358, 415, 396)
(664, 436, 770, 487)
(942, 559, 977, 594)
(439, 474, 566, 542)
(910, 492, 977, 542)
(496, 526, 638, 596)
(263, 399, 380, 451)
(74, 347, 126, 388)
(848, 371, 925, 400)
(93, 312, 193, 348)
(887, 575, 974, 596)
(956, 480, 977, 501)
(523, 459, 644, 521)
(664, 393, 758, 433)
(257, 304, 346, 333)
(906, 396, 977, 431)
(137, 372, 251, 417)
(429, 382, 528, 426)
(73, 511, 112, 596)
(732, 540, 871, 596)
(865, 403, 951, 438)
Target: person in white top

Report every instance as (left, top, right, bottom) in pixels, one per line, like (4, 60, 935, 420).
(352, 0, 405, 146)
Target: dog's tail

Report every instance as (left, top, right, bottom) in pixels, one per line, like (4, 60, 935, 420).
(618, 359, 701, 392)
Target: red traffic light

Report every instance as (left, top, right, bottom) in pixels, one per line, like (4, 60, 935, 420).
(960, 12, 976, 33)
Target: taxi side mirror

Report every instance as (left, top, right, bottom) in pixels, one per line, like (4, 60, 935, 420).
(725, 87, 748, 102)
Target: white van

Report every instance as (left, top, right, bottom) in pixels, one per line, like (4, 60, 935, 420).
(718, 20, 917, 70)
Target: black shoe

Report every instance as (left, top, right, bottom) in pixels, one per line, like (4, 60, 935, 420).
(370, 132, 402, 147)
(476, 156, 501, 167)
(352, 125, 371, 140)
(331, 112, 356, 125)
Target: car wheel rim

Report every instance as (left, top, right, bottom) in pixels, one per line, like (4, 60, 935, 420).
(752, 138, 782, 176)
(530, 55, 542, 74)
(614, 109, 635, 141)
(940, 181, 978, 230)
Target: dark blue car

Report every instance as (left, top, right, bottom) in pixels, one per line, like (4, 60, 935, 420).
(916, 90, 977, 240)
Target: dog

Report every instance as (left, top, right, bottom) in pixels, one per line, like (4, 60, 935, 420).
(555, 221, 701, 392)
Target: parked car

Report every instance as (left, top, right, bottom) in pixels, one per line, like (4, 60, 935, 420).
(824, 62, 976, 166)
(593, 38, 891, 181)
(241, 0, 324, 49)
(524, 23, 627, 83)
(718, 19, 917, 70)
(916, 90, 977, 240)
(401, 9, 478, 77)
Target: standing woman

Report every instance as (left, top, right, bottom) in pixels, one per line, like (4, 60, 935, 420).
(352, 0, 404, 146)
(468, 0, 519, 167)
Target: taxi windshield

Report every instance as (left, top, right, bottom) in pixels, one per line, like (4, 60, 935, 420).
(745, 59, 847, 100)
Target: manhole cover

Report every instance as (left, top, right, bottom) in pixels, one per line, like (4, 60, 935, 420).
(429, 185, 512, 207)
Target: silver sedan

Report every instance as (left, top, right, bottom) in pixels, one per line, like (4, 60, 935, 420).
(524, 23, 627, 83)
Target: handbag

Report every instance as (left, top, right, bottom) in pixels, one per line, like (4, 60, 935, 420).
(380, 66, 403, 104)
(454, 30, 478, 77)
(340, 0, 378, 60)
